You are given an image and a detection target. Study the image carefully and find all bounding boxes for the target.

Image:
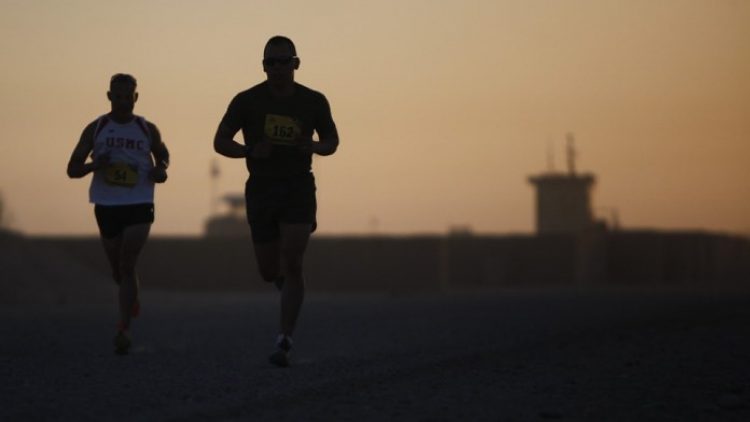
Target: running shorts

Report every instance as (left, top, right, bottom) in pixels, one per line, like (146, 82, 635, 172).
(245, 174, 317, 243)
(94, 203, 154, 239)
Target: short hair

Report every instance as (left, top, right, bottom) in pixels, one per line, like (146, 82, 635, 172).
(110, 73, 137, 89)
(265, 36, 297, 56)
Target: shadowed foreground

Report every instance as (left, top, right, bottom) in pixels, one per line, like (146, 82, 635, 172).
(1, 288, 749, 421)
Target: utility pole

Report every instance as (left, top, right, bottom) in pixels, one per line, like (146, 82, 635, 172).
(566, 132, 577, 175)
(210, 159, 220, 215)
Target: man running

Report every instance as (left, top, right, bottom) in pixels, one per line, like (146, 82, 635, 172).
(67, 73, 169, 355)
(214, 36, 339, 367)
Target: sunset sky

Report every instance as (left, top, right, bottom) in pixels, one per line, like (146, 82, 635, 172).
(1, 0, 748, 236)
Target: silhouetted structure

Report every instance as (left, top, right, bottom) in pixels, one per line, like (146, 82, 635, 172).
(28, 232, 750, 292)
(204, 194, 247, 237)
(529, 134, 599, 235)
(97, 133, 746, 291)
(529, 172, 596, 234)
(0, 191, 5, 228)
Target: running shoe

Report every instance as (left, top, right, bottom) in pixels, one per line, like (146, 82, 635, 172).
(268, 335, 293, 367)
(114, 330, 131, 355)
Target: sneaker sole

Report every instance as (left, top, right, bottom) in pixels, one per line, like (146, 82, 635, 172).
(114, 333, 131, 355)
(269, 350, 290, 367)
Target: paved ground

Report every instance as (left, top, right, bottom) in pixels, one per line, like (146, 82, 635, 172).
(1, 287, 750, 421)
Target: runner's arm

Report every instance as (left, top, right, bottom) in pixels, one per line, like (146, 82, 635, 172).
(148, 123, 169, 183)
(313, 127, 339, 156)
(311, 94, 338, 156)
(214, 122, 248, 158)
(67, 122, 103, 178)
(148, 123, 170, 169)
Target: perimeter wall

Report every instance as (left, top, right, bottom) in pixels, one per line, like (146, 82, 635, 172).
(27, 231, 750, 292)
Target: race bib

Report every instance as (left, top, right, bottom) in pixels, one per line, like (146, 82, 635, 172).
(264, 114, 301, 145)
(104, 162, 138, 187)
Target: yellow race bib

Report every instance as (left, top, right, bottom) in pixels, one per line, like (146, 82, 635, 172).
(104, 162, 139, 187)
(264, 114, 301, 145)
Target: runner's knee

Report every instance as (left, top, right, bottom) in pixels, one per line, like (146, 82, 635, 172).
(258, 263, 281, 282)
(281, 257, 303, 279)
(118, 261, 137, 279)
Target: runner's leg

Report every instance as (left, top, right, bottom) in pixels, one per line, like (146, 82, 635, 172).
(252, 240, 281, 283)
(278, 223, 311, 337)
(117, 223, 151, 330)
(100, 236, 123, 284)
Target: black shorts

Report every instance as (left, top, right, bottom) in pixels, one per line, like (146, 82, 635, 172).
(94, 203, 154, 239)
(245, 174, 317, 243)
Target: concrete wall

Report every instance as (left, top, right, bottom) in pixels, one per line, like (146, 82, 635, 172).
(29, 231, 750, 292)
(605, 231, 750, 287)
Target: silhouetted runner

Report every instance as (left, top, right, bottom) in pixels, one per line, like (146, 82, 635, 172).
(67, 73, 170, 355)
(214, 36, 339, 367)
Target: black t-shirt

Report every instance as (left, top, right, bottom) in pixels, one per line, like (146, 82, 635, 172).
(220, 81, 336, 181)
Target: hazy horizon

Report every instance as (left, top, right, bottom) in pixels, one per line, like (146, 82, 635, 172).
(1, 0, 748, 237)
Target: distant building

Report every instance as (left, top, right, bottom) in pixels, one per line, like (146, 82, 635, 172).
(528, 134, 601, 235)
(529, 172, 597, 234)
(204, 194, 247, 237)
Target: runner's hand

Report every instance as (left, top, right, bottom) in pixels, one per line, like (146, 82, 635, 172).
(91, 153, 111, 170)
(150, 166, 168, 183)
(250, 138, 273, 159)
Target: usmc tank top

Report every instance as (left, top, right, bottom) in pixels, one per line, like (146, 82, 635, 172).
(88, 114, 155, 205)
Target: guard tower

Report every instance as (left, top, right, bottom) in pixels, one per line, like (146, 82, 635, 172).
(204, 194, 247, 237)
(528, 134, 596, 234)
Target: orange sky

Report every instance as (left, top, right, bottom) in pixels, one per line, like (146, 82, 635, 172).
(1, 0, 748, 236)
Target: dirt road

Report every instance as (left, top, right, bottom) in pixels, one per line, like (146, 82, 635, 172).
(2, 288, 749, 421)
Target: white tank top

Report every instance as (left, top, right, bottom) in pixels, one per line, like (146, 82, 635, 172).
(89, 114, 155, 205)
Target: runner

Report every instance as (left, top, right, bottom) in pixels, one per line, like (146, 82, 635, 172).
(214, 36, 339, 367)
(67, 73, 169, 355)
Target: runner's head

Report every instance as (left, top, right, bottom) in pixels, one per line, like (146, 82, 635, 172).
(263, 36, 299, 83)
(107, 73, 138, 115)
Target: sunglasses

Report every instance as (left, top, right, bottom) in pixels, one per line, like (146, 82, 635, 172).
(262, 56, 297, 66)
